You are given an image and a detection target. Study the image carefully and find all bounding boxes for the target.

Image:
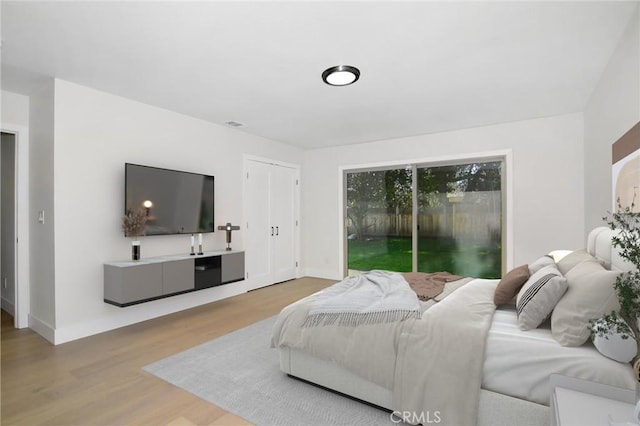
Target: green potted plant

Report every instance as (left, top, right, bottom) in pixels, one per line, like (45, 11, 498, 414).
(591, 199, 640, 376)
(122, 208, 147, 260)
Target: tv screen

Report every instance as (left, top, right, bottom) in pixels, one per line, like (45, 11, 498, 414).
(125, 163, 214, 236)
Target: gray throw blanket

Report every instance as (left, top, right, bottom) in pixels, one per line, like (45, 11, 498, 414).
(302, 270, 421, 327)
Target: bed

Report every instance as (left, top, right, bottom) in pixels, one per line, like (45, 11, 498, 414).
(271, 227, 637, 425)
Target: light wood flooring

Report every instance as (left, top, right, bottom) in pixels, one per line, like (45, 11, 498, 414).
(1, 277, 335, 426)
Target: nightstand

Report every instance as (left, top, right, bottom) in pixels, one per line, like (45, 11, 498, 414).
(550, 374, 637, 426)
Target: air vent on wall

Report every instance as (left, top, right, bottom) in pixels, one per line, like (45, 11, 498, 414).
(225, 121, 244, 127)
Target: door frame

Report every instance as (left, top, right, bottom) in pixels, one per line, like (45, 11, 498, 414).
(339, 149, 513, 278)
(242, 155, 301, 289)
(1, 125, 30, 328)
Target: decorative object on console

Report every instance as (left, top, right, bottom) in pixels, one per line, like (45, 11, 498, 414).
(198, 233, 204, 255)
(131, 241, 141, 261)
(190, 234, 195, 256)
(218, 223, 240, 251)
(121, 208, 147, 261)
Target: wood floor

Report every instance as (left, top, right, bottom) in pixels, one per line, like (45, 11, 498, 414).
(1, 277, 335, 426)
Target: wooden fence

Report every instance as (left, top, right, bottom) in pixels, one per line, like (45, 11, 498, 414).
(347, 191, 501, 241)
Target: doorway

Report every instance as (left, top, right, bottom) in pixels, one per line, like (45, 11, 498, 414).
(1, 132, 17, 319)
(1, 127, 29, 329)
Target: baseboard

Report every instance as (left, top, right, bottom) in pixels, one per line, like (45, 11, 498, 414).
(1, 296, 15, 316)
(53, 281, 248, 345)
(28, 314, 55, 344)
(302, 268, 343, 281)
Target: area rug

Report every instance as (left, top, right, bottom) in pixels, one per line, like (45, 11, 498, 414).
(143, 316, 393, 425)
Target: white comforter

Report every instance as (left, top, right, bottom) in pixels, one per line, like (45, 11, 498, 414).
(483, 306, 637, 405)
(271, 277, 498, 426)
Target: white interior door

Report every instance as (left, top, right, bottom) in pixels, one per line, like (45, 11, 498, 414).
(271, 165, 296, 283)
(244, 159, 298, 290)
(245, 160, 273, 290)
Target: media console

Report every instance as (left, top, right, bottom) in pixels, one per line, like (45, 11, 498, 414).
(104, 250, 244, 307)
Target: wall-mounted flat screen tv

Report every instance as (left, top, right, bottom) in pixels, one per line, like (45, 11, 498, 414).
(125, 163, 214, 236)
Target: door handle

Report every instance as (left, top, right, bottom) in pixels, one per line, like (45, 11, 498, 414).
(276, 226, 279, 236)
(271, 226, 274, 236)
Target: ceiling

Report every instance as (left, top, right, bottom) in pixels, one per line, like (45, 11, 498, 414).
(1, 1, 637, 149)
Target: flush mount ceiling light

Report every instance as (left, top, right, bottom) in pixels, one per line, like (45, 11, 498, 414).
(322, 65, 360, 86)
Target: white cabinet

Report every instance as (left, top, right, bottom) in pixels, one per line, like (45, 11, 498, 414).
(550, 374, 637, 426)
(245, 159, 298, 290)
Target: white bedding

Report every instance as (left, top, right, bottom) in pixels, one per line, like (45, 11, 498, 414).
(482, 304, 636, 406)
(273, 277, 498, 425)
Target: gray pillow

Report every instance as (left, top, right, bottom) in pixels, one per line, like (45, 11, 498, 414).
(551, 259, 620, 346)
(516, 264, 568, 331)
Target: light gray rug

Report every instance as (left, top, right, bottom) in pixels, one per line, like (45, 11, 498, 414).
(143, 316, 393, 426)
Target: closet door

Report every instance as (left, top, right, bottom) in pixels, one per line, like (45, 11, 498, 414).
(245, 160, 273, 290)
(271, 165, 296, 283)
(245, 159, 298, 291)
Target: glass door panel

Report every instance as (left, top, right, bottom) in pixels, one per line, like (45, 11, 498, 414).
(416, 161, 502, 278)
(345, 168, 413, 275)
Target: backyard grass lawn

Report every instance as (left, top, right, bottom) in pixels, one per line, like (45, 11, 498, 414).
(348, 236, 501, 278)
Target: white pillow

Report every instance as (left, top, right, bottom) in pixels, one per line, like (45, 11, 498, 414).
(516, 264, 568, 331)
(528, 255, 555, 275)
(555, 249, 597, 275)
(551, 260, 620, 346)
(548, 250, 573, 263)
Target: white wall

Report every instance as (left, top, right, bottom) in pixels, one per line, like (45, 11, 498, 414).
(51, 79, 303, 343)
(301, 113, 585, 280)
(584, 5, 640, 232)
(2, 91, 30, 126)
(29, 81, 56, 340)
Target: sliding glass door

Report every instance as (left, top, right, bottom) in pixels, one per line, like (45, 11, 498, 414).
(416, 161, 502, 278)
(345, 167, 413, 275)
(344, 158, 504, 278)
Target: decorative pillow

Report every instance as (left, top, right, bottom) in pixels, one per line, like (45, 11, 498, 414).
(548, 250, 573, 263)
(528, 255, 555, 275)
(556, 249, 597, 275)
(516, 264, 568, 331)
(494, 265, 530, 305)
(551, 260, 620, 346)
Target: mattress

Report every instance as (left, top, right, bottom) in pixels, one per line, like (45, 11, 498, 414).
(482, 304, 636, 406)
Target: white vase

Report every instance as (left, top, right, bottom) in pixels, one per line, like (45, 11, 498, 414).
(593, 330, 637, 363)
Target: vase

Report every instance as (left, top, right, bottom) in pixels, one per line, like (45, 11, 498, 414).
(132, 240, 141, 261)
(593, 331, 637, 363)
